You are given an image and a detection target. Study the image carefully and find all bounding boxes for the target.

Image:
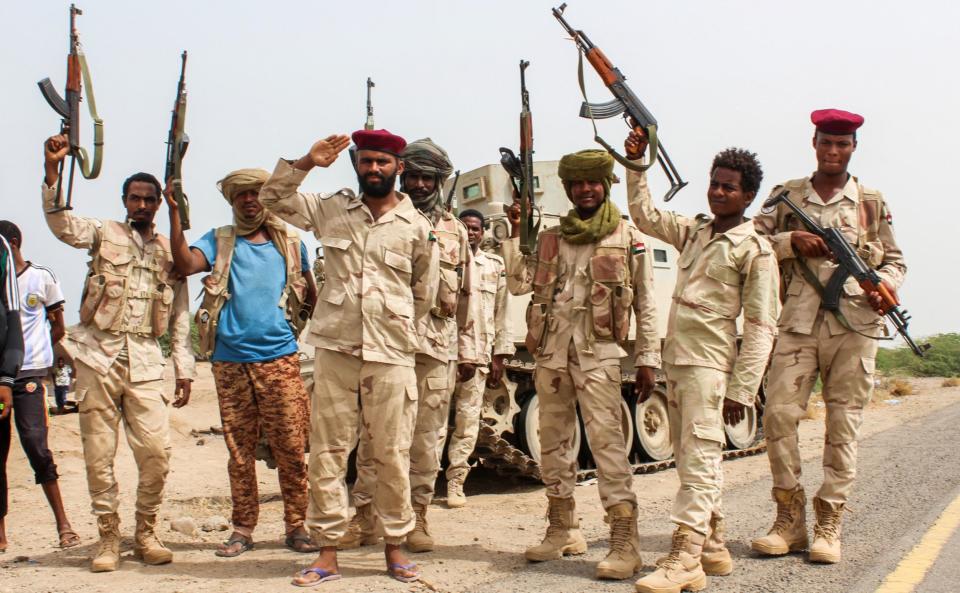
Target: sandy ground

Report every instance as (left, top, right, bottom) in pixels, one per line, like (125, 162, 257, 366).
(2, 366, 958, 593)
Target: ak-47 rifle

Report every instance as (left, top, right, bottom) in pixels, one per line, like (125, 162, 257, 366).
(365, 77, 376, 131)
(445, 170, 461, 213)
(763, 190, 930, 357)
(552, 3, 687, 202)
(38, 4, 104, 213)
(499, 60, 540, 255)
(165, 51, 190, 230)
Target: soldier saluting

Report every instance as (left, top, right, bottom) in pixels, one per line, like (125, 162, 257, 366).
(504, 150, 660, 581)
(41, 133, 195, 573)
(751, 110, 907, 564)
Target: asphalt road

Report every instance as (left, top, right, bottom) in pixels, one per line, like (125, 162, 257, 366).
(464, 401, 960, 593)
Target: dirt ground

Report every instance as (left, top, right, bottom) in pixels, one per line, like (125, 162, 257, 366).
(2, 366, 958, 593)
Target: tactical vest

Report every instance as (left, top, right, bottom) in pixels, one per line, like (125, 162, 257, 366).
(431, 214, 467, 319)
(525, 220, 635, 353)
(78, 221, 175, 338)
(195, 225, 308, 359)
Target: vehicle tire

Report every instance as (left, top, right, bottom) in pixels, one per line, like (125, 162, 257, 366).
(517, 392, 580, 466)
(631, 387, 673, 461)
(579, 398, 634, 468)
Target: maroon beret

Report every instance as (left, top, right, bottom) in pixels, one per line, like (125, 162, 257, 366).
(352, 129, 407, 156)
(811, 109, 864, 135)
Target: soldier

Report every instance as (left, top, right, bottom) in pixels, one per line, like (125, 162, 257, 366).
(340, 138, 479, 553)
(441, 208, 514, 508)
(41, 134, 195, 572)
(259, 130, 439, 586)
(751, 110, 906, 564)
(503, 150, 660, 580)
(165, 169, 318, 557)
(623, 136, 780, 593)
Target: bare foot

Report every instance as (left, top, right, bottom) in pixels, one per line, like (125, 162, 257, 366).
(291, 546, 340, 586)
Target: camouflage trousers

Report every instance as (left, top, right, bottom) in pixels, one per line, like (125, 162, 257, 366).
(664, 362, 727, 535)
(75, 359, 170, 517)
(441, 366, 488, 482)
(354, 354, 455, 509)
(211, 353, 309, 532)
(764, 315, 878, 505)
(535, 356, 636, 509)
(306, 349, 418, 546)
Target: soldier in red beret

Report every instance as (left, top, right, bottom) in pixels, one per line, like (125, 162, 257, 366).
(259, 129, 440, 585)
(752, 110, 907, 564)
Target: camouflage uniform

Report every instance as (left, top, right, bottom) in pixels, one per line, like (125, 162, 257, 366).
(211, 353, 309, 531)
(502, 221, 660, 508)
(42, 183, 195, 520)
(754, 175, 905, 505)
(259, 159, 438, 546)
(627, 168, 780, 535)
(441, 249, 514, 484)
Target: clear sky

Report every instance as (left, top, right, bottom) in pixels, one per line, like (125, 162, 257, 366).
(2, 0, 957, 341)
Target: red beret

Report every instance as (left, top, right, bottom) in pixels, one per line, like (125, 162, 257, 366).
(352, 129, 407, 156)
(811, 109, 864, 135)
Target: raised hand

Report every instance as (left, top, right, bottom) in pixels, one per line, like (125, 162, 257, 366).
(307, 134, 351, 168)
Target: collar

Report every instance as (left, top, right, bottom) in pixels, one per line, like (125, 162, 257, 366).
(804, 173, 859, 206)
(355, 191, 417, 223)
(696, 217, 755, 247)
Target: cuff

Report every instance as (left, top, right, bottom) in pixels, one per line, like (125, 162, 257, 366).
(634, 352, 661, 369)
(0, 376, 14, 387)
(772, 233, 797, 261)
(724, 388, 754, 407)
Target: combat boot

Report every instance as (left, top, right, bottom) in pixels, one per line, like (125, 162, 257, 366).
(635, 525, 707, 593)
(337, 504, 379, 550)
(446, 477, 466, 509)
(751, 486, 808, 555)
(91, 513, 121, 573)
(133, 512, 173, 565)
(405, 504, 434, 553)
(809, 497, 844, 564)
(701, 514, 732, 576)
(524, 497, 588, 562)
(595, 502, 643, 579)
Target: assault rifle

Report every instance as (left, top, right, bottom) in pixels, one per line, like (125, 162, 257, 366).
(365, 77, 375, 131)
(445, 170, 461, 212)
(552, 3, 687, 202)
(499, 60, 540, 255)
(764, 191, 930, 357)
(165, 51, 190, 230)
(38, 4, 104, 213)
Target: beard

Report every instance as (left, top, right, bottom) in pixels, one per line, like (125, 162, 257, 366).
(358, 170, 397, 198)
(129, 218, 153, 231)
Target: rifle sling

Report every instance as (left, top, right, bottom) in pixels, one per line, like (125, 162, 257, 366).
(794, 257, 889, 341)
(73, 52, 103, 180)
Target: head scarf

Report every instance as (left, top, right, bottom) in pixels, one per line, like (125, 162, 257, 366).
(558, 149, 616, 197)
(557, 150, 620, 243)
(401, 138, 454, 215)
(216, 168, 290, 263)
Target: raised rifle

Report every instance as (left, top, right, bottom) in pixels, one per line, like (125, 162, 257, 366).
(763, 190, 930, 357)
(165, 51, 190, 230)
(552, 3, 687, 202)
(38, 4, 104, 213)
(499, 60, 540, 255)
(445, 170, 461, 213)
(365, 77, 376, 130)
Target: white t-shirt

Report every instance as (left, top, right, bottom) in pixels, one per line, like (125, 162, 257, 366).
(17, 263, 65, 373)
(54, 364, 72, 386)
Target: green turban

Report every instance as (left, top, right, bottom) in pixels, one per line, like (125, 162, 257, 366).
(558, 149, 616, 196)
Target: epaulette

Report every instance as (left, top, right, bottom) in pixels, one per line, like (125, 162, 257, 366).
(321, 188, 355, 200)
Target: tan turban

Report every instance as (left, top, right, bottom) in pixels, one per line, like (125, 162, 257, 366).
(216, 168, 290, 263)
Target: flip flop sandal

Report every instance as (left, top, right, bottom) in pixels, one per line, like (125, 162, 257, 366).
(387, 562, 421, 583)
(215, 534, 254, 558)
(58, 528, 81, 548)
(291, 567, 342, 587)
(285, 532, 321, 553)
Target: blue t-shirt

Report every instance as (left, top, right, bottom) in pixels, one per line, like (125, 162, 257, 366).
(192, 230, 309, 363)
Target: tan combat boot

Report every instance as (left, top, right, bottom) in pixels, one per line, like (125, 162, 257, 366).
(446, 477, 466, 509)
(405, 504, 434, 553)
(700, 514, 732, 576)
(635, 525, 707, 593)
(524, 497, 588, 562)
(133, 512, 173, 565)
(337, 504, 379, 550)
(751, 486, 808, 555)
(808, 497, 844, 564)
(595, 502, 643, 579)
(91, 513, 121, 573)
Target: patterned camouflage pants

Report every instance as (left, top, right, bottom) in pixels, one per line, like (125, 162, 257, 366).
(354, 354, 455, 509)
(306, 349, 418, 546)
(75, 359, 170, 517)
(535, 359, 636, 510)
(664, 363, 727, 535)
(211, 353, 309, 532)
(442, 367, 488, 482)
(763, 318, 878, 506)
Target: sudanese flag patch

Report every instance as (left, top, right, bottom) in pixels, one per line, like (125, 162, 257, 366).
(631, 241, 646, 255)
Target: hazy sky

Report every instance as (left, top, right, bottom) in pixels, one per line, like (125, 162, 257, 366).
(2, 1, 957, 341)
